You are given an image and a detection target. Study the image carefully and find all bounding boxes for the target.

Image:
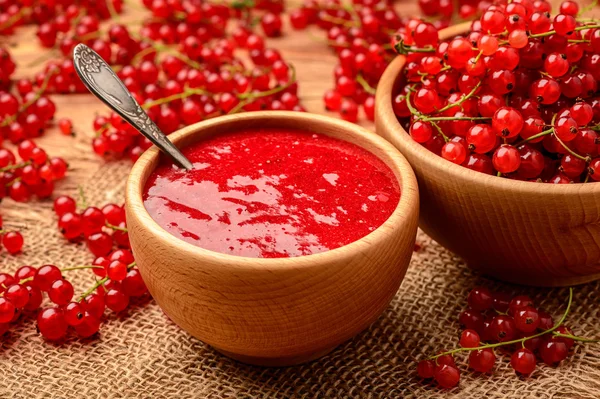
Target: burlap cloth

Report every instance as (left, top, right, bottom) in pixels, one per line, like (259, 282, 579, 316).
(1, 132, 599, 398)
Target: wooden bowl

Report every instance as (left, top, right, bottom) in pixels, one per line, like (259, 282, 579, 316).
(375, 22, 600, 287)
(125, 111, 419, 366)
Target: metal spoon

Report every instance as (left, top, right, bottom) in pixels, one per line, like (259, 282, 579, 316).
(72, 44, 193, 170)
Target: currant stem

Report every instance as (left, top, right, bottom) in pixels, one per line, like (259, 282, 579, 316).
(0, 69, 58, 127)
(142, 87, 210, 110)
(529, 24, 600, 39)
(105, 222, 128, 232)
(436, 81, 482, 114)
(356, 74, 377, 95)
(228, 66, 297, 114)
(78, 262, 136, 302)
(553, 333, 600, 343)
(0, 161, 31, 173)
(515, 128, 554, 146)
(77, 185, 88, 210)
(430, 287, 574, 360)
(394, 40, 436, 55)
(553, 132, 591, 162)
(421, 116, 491, 122)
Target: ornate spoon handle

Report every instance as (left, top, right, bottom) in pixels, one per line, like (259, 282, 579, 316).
(73, 43, 193, 170)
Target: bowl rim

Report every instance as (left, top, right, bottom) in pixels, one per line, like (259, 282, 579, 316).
(126, 110, 419, 269)
(375, 21, 600, 196)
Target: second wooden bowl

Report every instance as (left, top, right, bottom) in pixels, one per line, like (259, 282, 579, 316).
(125, 111, 419, 366)
(375, 23, 600, 287)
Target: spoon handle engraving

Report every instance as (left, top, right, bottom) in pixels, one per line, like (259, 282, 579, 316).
(73, 43, 193, 170)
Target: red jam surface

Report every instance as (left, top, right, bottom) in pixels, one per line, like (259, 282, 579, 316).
(143, 128, 400, 258)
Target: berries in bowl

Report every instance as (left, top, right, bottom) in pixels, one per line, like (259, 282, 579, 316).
(125, 111, 419, 365)
(375, 4, 600, 287)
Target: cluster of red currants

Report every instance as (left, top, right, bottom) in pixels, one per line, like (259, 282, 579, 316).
(393, 0, 600, 183)
(289, 0, 409, 123)
(0, 139, 68, 257)
(0, 254, 147, 341)
(0, 195, 150, 341)
(54, 195, 129, 255)
(417, 287, 594, 389)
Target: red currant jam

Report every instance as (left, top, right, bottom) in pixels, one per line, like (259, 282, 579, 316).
(143, 128, 400, 258)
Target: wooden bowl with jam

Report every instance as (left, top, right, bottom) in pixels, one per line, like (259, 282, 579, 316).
(125, 111, 419, 366)
(375, 23, 600, 287)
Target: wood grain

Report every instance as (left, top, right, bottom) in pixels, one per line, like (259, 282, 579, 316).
(375, 22, 600, 287)
(125, 111, 419, 366)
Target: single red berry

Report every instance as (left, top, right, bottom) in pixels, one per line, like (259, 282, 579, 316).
(58, 212, 84, 240)
(460, 329, 481, 348)
(417, 359, 435, 379)
(58, 118, 73, 136)
(4, 284, 29, 308)
(3, 231, 24, 254)
(441, 141, 467, 165)
(469, 348, 496, 373)
(107, 260, 128, 282)
(48, 279, 74, 305)
(122, 269, 148, 297)
(459, 308, 484, 332)
(0, 298, 16, 323)
(511, 348, 536, 375)
(37, 307, 68, 340)
(64, 302, 85, 326)
(538, 310, 554, 330)
(554, 117, 579, 142)
(492, 107, 523, 138)
(74, 311, 101, 338)
(86, 232, 113, 257)
(105, 288, 129, 312)
(490, 315, 517, 342)
(467, 286, 493, 311)
(81, 294, 105, 319)
(102, 204, 125, 225)
(539, 337, 568, 365)
(493, 145, 521, 174)
(433, 364, 460, 389)
(514, 306, 540, 333)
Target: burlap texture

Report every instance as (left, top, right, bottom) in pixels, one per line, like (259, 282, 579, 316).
(2, 147, 600, 399)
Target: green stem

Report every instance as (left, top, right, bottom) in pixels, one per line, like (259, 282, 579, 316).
(578, 1, 598, 17)
(356, 74, 377, 95)
(0, 161, 31, 173)
(78, 262, 136, 302)
(395, 40, 436, 55)
(142, 88, 209, 109)
(229, 66, 297, 114)
(436, 82, 482, 114)
(430, 121, 450, 143)
(431, 288, 574, 360)
(515, 128, 554, 146)
(529, 24, 600, 39)
(106, 222, 128, 232)
(553, 333, 600, 343)
(554, 132, 591, 162)
(61, 265, 104, 272)
(78, 185, 88, 210)
(421, 116, 491, 122)
(0, 69, 58, 127)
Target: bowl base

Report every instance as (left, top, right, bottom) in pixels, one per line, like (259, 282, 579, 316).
(213, 345, 337, 367)
(468, 263, 600, 287)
